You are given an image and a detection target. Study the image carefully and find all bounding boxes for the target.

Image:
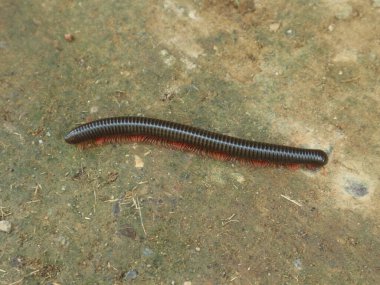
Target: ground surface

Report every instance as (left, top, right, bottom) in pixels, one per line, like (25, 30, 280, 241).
(1, 0, 379, 284)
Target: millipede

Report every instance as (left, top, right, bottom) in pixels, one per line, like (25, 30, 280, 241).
(64, 116, 328, 168)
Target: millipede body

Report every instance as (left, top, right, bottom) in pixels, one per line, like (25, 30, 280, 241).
(64, 116, 328, 167)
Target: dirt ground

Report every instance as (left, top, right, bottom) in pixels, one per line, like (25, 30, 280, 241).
(1, 0, 379, 284)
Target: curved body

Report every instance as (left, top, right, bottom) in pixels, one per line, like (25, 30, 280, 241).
(65, 116, 328, 166)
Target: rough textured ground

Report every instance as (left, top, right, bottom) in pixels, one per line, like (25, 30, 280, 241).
(1, 0, 379, 284)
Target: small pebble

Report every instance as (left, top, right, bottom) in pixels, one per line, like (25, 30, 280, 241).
(294, 258, 302, 270)
(64, 33, 75, 42)
(231, 173, 245, 184)
(10, 256, 25, 268)
(142, 247, 154, 257)
(195, 247, 200, 252)
(123, 270, 138, 280)
(269, 23, 280, 32)
(0, 220, 12, 233)
(134, 155, 144, 168)
(90, 106, 99, 114)
(285, 29, 295, 37)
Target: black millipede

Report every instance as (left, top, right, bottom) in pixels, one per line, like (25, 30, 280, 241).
(64, 116, 328, 167)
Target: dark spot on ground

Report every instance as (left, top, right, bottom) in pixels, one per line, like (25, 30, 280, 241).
(344, 180, 368, 197)
(118, 224, 137, 240)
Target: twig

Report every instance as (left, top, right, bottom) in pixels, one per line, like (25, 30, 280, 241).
(93, 189, 97, 213)
(25, 200, 40, 204)
(221, 213, 239, 226)
(340, 76, 360, 83)
(8, 279, 23, 285)
(104, 198, 120, 203)
(133, 196, 147, 236)
(33, 183, 42, 195)
(0, 207, 11, 219)
(8, 269, 40, 285)
(28, 270, 39, 276)
(280, 194, 302, 207)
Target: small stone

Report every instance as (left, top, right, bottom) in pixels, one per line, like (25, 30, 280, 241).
(134, 155, 144, 168)
(142, 247, 154, 257)
(90, 106, 99, 113)
(10, 256, 25, 268)
(0, 220, 12, 233)
(269, 23, 280, 32)
(285, 29, 295, 37)
(231, 173, 245, 184)
(188, 10, 198, 20)
(123, 270, 138, 280)
(195, 247, 200, 252)
(64, 33, 75, 42)
(294, 258, 302, 270)
(184, 282, 192, 285)
(328, 24, 335, 32)
(120, 70, 130, 76)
